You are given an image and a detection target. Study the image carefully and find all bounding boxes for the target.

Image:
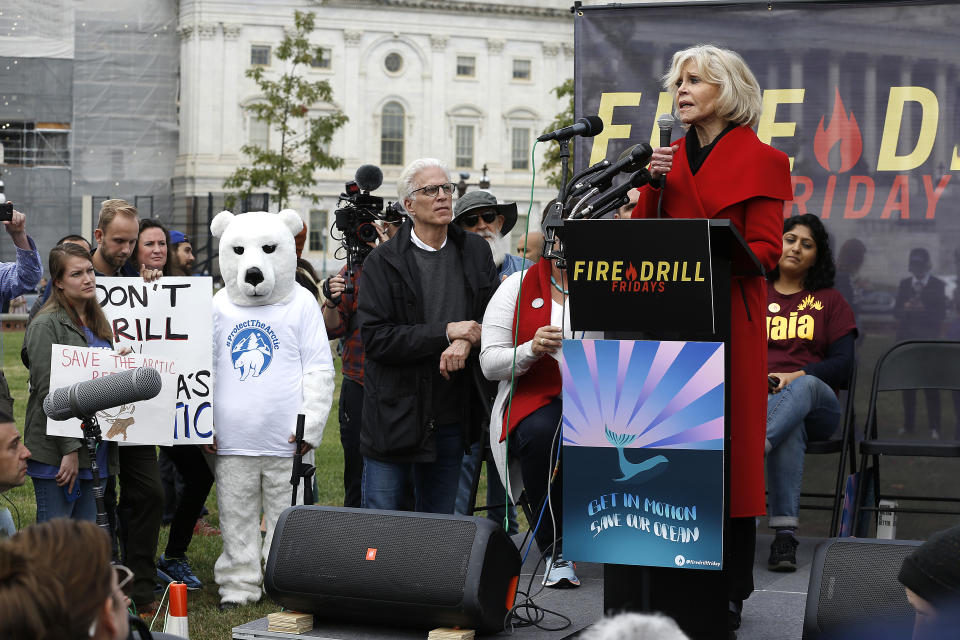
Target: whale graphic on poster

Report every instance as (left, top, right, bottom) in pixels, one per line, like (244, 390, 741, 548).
(604, 426, 669, 483)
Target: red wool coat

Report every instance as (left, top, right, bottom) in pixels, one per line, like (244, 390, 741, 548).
(632, 125, 792, 517)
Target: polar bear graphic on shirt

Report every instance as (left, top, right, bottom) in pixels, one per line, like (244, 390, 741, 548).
(230, 327, 274, 380)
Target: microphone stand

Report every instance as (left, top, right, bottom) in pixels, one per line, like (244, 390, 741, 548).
(541, 139, 570, 268)
(79, 414, 110, 535)
(290, 414, 315, 506)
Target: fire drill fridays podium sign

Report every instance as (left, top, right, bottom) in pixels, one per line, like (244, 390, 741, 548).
(47, 346, 178, 445)
(94, 276, 214, 444)
(562, 339, 724, 570)
(564, 219, 715, 334)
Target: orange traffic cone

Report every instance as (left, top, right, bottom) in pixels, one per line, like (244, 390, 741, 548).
(163, 582, 189, 637)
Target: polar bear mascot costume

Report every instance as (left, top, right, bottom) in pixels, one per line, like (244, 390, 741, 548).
(210, 209, 335, 609)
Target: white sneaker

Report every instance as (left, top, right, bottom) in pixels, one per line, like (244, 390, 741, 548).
(542, 554, 580, 588)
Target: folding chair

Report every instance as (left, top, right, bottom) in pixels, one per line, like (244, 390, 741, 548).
(851, 340, 960, 534)
(799, 361, 858, 536)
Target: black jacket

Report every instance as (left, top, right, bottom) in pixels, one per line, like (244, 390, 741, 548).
(358, 218, 497, 463)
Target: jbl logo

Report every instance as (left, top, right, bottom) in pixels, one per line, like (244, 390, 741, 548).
(366, 548, 378, 561)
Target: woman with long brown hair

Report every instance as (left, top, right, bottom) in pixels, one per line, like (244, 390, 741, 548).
(0, 519, 131, 640)
(23, 243, 120, 522)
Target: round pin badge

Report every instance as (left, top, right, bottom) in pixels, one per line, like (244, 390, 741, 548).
(532, 297, 545, 309)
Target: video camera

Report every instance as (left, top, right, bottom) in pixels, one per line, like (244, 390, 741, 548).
(334, 164, 386, 263)
(331, 165, 406, 295)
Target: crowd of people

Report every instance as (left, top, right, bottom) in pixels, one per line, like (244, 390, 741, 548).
(0, 41, 957, 639)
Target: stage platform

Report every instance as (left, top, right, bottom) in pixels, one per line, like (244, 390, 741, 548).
(233, 533, 817, 639)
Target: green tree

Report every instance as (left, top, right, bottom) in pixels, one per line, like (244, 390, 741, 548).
(224, 10, 348, 210)
(539, 78, 574, 189)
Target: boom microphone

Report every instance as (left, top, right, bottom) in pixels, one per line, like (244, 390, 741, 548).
(43, 367, 163, 421)
(538, 115, 604, 143)
(354, 164, 384, 192)
(568, 143, 653, 199)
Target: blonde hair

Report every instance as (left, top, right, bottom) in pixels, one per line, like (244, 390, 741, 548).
(97, 198, 138, 232)
(663, 44, 762, 129)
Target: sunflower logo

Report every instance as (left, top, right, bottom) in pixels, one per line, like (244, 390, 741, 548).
(797, 294, 823, 311)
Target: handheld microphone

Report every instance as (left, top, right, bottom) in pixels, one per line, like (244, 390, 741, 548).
(656, 114, 675, 189)
(567, 143, 653, 200)
(575, 169, 652, 219)
(538, 115, 604, 143)
(44, 367, 163, 421)
(354, 164, 384, 192)
(658, 114, 675, 149)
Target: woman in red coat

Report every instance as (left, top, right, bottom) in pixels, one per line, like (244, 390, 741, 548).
(632, 44, 792, 630)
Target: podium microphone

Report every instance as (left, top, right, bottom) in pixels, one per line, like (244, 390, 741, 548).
(567, 143, 653, 200)
(575, 169, 652, 219)
(538, 115, 604, 143)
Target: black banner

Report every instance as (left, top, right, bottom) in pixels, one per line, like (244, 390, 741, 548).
(574, 1, 960, 406)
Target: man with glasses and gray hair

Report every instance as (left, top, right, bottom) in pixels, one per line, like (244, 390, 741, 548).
(357, 158, 498, 514)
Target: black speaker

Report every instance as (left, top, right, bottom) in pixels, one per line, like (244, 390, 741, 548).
(264, 506, 521, 634)
(803, 537, 921, 639)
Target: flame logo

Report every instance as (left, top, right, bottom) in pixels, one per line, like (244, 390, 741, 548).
(814, 89, 863, 173)
(625, 262, 638, 281)
(796, 294, 823, 312)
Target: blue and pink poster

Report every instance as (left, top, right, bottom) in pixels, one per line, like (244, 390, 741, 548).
(561, 339, 725, 570)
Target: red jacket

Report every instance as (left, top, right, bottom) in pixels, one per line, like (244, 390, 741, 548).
(632, 125, 791, 517)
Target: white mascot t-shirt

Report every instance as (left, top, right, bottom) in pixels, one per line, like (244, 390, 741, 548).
(212, 286, 333, 456)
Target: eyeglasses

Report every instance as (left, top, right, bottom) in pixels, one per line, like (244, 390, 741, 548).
(409, 182, 456, 198)
(114, 564, 134, 596)
(457, 210, 499, 227)
(90, 565, 133, 637)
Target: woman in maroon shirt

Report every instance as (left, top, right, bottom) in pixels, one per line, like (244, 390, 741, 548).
(765, 214, 857, 571)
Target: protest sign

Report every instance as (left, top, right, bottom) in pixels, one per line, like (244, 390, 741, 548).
(96, 276, 214, 444)
(46, 345, 178, 445)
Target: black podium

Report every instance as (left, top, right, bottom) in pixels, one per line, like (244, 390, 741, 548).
(561, 218, 763, 640)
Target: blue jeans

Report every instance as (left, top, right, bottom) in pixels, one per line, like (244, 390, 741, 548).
(766, 375, 841, 528)
(33, 476, 109, 523)
(362, 423, 464, 514)
(454, 440, 519, 534)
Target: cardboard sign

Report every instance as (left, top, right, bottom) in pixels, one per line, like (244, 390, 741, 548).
(96, 277, 214, 443)
(46, 345, 178, 445)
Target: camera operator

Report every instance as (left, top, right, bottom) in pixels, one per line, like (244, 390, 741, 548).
(0, 206, 42, 418)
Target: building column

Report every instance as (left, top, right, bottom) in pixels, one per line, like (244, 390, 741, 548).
(221, 23, 242, 159)
(486, 37, 504, 175)
(429, 34, 448, 162)
(196, 22, 220, 159)
(934, 63, 948, 173)
(863, 55, 878, 173)
(342, 29, 363, 166)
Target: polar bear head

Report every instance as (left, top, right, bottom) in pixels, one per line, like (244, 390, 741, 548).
(211, 209, 303, 307)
